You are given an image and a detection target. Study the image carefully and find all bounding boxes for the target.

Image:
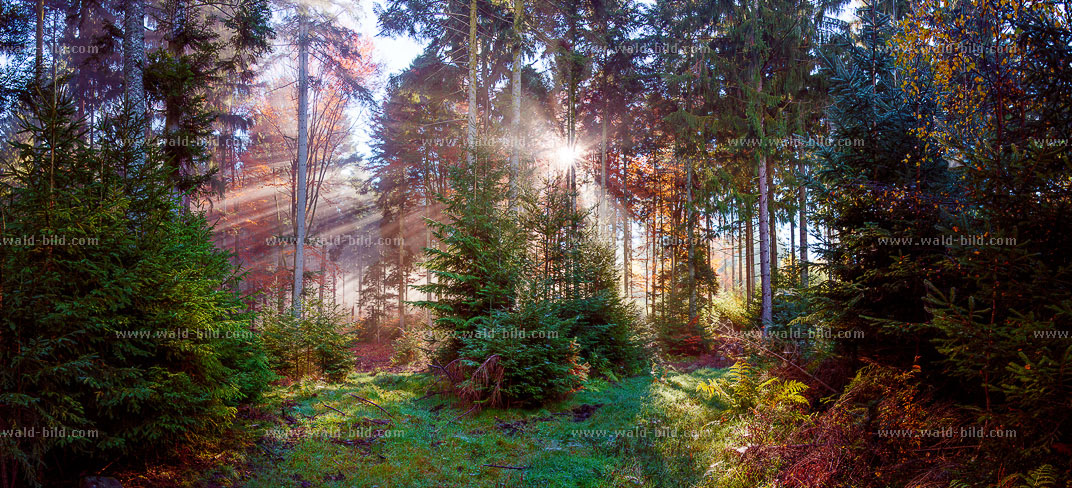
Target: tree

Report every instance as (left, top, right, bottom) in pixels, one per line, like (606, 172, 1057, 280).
(814, 1, 952, 368)
(0, 79, 272, 487)
(293, 8, 309, 317)
(894, 0, 1072, 470)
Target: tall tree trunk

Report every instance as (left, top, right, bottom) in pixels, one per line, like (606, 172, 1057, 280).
(509, 0, 523, 211)
(466, 0, 478, 166)
(35, 0, 43, 85)
(769, 167, 777, 281)
(623, 161, 631, 299)
(426, 195, 432, 325)
(746, 216, 753, 302)
(790, 214, 796, 269)
(293, 11, 309, 318)
(799, 159, 808, 286)
(356, 260, 363, 320)
(687, 158, 696, 320)
(319, 245, 326, 311)
(123, 0, 146, 164)
(753, 0, 772, 331)
(758, 154, 772, 330)
(398, 217, 406, 331)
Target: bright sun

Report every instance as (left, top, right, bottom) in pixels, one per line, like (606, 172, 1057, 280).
(553, 144, 583, 172)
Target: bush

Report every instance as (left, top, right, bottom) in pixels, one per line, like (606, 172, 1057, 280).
(390, 326, 424, 366)
(260, 298, 355, 382)
(416, 158, 641, 406)
(455, 302, 590, 407)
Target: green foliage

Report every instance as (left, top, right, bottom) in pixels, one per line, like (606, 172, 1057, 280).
(813, 2, 955, 368)
(904, 2, 1072, 475)
(414, 159, 643, 407)
(390, 327, 424, 366)
(457, 303, 589, 406)
(697, 361, 809, 418)
(412, 155, 527, 366)
(521, 176, 646, 377)
(0, 81, 272, 485)
(261, 298, 355, 382)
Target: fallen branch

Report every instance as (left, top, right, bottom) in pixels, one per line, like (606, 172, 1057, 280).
(321, 402, 347, 417)
(482, 464, 528, 470)
(448, 405, 478, 423)
(347, 393, 395, 419)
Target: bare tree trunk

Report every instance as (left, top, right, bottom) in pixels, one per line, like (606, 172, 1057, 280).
(758, 154, 772, 331)
(757, 162, 772, 329)
(746, 216, 753, 302)
(799, 159, 808, 286)
(623, 156, 631, 299)
(687, 158, 696, 320)
(753, 0, 772, 331)
(466, 0, 478, 166)
(293, 10, 309, 318)
(123, 0, 146, 166)
(398, 219, 406, 331)
(790, 214, 796, 269)
(509, 0, 523, 211)
(356, 261, 363, 320)
(769, 168, 777, 281)
(35, 0, 43, 85)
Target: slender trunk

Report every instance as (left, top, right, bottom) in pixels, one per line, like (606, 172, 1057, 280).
(509, 0, 523, 211)
(356, 261, 363, 320)
(293, 11, 309, 318)
(644, 222, 650, 316)
(426, 196, 432, 325)
(799, 159, 808, 286)
(769, 168, 777, 281)
(466, 0, 478, 166)
(753, 0, 771, 331)
(746, 216, 753, 302)
(790, 214, 796, 269)
(707, 211, 714, 303)
(599, 97, 607, 238)
(687, 158, 696, 320)
(319, 246, 326, 310)
(623, 155, 631, 299)
(758, 153, 772, 330)
(35, 0, 43, 85)
(123, 0, 146, 166)
(398, 217, 406, 331)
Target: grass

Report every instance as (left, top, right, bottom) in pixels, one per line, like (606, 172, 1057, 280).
(195, 367, 732, 488)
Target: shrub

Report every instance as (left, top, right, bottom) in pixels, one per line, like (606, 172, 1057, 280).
(260, 298, 355, 382)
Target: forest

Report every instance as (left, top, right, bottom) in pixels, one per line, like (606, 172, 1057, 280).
(0, 0, 1070, 486)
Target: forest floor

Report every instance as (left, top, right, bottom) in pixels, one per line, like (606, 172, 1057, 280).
(143, 360, 731, 488)
(116, 351, 733, 488)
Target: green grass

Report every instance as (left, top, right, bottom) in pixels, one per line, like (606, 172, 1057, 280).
(207, 368, 731, 488)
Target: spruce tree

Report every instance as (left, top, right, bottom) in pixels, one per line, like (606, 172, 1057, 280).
(813, 2, 953, 367)
(0, 81, 273, 486)
(413, 154, 527, 365)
